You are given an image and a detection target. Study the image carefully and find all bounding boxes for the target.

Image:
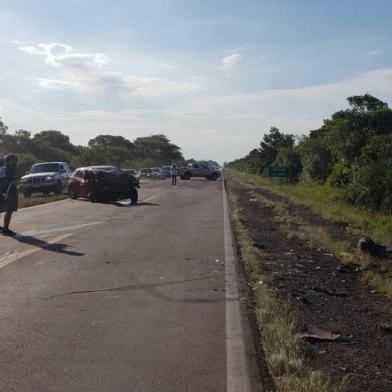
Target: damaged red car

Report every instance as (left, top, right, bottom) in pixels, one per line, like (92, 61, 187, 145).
(68, 166, 139, 204)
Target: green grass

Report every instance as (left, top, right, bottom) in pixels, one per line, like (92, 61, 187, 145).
(230, 170, 392, 244)
(19, 193, 68, 209)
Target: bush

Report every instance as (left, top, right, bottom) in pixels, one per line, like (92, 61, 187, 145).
(342, 163, 392, 213)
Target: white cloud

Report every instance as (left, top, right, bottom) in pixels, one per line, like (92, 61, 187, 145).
(370, 49, 382, 56)
(2, 64, 392, 163)
(221, 53, 242, 68)
(220, 52, 242, 78)
(16, 42, 201, 96)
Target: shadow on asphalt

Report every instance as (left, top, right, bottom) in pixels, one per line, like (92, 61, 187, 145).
(113, 201, 160, 207)
(14, 235, 84, 257)
(73, 199, 159, 207)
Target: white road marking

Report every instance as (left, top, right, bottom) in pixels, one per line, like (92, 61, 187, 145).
(0, 233, 73, 270)
(19, 221, 103, 237)
(222, 178, 251, 392)
(142, 196, 155, 203)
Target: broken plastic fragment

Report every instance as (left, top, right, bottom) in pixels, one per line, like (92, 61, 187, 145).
(298, 325, 340, 341)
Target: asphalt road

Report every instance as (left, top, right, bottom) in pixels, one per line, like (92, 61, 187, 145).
(0, 179, 262, 392)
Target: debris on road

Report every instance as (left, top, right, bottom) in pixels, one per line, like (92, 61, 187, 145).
(357, 237, 391, 258)
(298, 325, 341, 341)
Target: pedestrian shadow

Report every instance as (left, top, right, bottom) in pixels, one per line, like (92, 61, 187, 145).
(14, 235, 84, 257)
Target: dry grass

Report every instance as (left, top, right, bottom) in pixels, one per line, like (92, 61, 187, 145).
(228, 190, 346, 392)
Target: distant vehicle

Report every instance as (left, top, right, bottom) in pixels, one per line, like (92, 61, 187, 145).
(20, 162, 72, 197)
(161, 166, 172, 178)
(151, 168, 166, 180)
(123, 168, 139, 177)
(139, 168, 153, 178)
(178, 163, 221, 181)
(68, 166, 139, 203)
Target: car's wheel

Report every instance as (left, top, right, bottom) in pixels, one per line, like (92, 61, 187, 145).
(210, 173, 218, 181)
(130, 187, 138, 204)
(183, 172, 191, 180)
(23, 191, 31, 198)
(68, 186, 78, 199)
(88, 192, 100, 203)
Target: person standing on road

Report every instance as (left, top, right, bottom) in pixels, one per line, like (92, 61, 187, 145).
(171, 164, 177, 186)
(0, 154, 18, 236)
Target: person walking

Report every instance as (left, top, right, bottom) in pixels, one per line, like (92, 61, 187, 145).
(171, 164, 177, 186)
(0, 154, 18, 236)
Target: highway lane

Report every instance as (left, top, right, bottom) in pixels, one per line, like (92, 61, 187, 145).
(0, 179, 262, 392)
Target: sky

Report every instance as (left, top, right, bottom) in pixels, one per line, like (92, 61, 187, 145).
(0, 0, 392, 163)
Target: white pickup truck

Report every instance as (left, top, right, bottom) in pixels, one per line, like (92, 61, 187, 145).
(178, 163, 221, 181)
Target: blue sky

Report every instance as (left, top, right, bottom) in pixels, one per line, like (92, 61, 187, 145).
(1, 0, 392, 162)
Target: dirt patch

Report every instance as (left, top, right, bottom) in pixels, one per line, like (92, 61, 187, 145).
(246, 183, 358, 246)
(227, 175, 392, 392)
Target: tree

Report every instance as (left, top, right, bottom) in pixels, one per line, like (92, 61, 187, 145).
(259, 127, 295, 171)
(0, 117, 10, 152)
(273, 148, 302, 178)
(134, 134, 183, 164)
(88, 135, 135, 151)
(347, 94, 388, 113)
(33, 130, 78, 154)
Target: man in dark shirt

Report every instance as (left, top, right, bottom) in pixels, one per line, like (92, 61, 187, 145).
(0, 154, 18, 236)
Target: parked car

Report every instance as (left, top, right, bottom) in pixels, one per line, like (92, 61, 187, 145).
(20, 162, 72, 197)
(178, 163, 221, 181)
(123, 168, 139, 177)
(139, 168, 153, 178)
(151, 168, 166, 180)
(68, 166, 139, 203)
(161, 166, 172, 178)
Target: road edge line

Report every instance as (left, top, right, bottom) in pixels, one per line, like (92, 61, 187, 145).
(223, 175, 251, 392)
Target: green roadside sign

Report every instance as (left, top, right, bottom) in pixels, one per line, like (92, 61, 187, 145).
(268, 166, 291, 178)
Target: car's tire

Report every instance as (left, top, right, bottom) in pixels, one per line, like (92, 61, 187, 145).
(23, 191, 32, 198)
(88, 192, 100, 203)
(68, 186, 78, 199)
(130, 187, 138, 204)
(210, 173, 218, 181)
(183, 172, 191, 181)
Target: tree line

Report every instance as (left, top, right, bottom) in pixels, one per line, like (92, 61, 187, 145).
(227, 94, 392, 213)
(0, 119, 184, 178)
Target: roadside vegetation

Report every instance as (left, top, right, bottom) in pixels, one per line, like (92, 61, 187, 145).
(228, 189, 346, 392)
(0, 119, 185, 177)
(230, 170, 392, 298)
(226, 93, 392, 297)
(19, 193, 68, 209)
(227, 94, 392, 215)
(230, 170, 391, 245)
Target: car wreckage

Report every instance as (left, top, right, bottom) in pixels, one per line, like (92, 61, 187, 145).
(68, 166, 139, 204)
